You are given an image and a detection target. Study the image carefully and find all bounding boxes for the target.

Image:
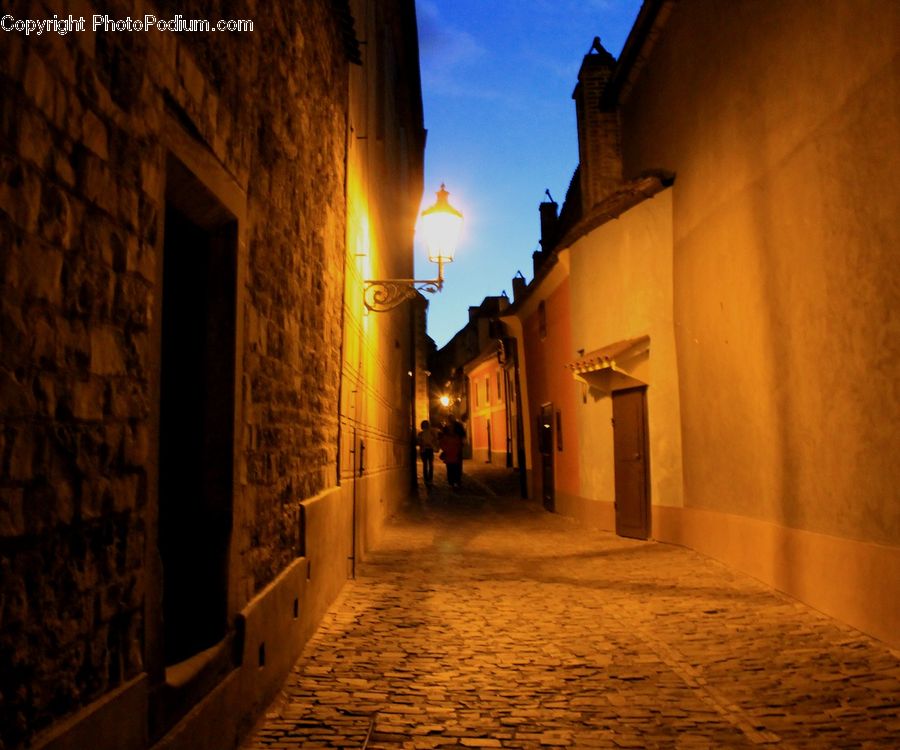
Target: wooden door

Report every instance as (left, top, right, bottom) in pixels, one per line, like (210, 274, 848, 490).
(539, 403, 555, 511)
(612, 387, 650, 539)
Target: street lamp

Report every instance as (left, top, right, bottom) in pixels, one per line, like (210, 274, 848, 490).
(364, 184, 463, 312)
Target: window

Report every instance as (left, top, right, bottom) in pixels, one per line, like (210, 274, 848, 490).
(485, 376, 491, 404)
(496, 372, 501, 399)
(538, 300, 547, 339)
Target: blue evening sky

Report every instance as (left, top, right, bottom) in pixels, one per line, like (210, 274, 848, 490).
(413, 0, 643, 348)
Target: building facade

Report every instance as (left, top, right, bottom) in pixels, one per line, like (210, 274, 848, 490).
(429, 296, 509, 438)
(506, 0, 900, 647)
(504, 256, 581, 512)
(465, 346, 510, 466)
(340, 0, 425, 573)
(0, 1, 424, 747)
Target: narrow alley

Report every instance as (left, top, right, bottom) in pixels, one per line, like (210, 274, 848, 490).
(244, 464, 900, 749)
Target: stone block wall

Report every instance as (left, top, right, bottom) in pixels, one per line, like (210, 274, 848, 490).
(0, 1, 350, 745)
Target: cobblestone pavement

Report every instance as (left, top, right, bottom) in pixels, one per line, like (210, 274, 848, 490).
(244, 464, 900, 749)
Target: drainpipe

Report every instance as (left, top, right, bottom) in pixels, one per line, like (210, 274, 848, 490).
(514, 357, 527, 497)
(409, 297, 419, 495)
(504, 366, 514, 468)
(350, 427, 358, 579)
(504, 336, 528, 499)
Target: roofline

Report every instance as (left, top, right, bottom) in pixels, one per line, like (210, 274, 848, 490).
(500, 250, 560, 319)
(502, 3, 678, 319)
(501, 174, 671, 318)
(462, 341, 502, 375)
(600, 0, 677, 110)
(553, 173, 672, 251)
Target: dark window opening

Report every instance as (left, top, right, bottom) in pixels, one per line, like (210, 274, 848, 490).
(158, 157, 237, 667)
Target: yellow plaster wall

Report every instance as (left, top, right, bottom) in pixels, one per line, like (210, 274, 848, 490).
(620, 0, 900, 546)
(654, 504, 900, 649)
(342, 142, 415, 563)
(568, 190, 684, 519)
(339, 0, 422, 563)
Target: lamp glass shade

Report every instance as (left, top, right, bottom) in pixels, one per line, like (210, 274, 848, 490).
(420, 184, 463, 264)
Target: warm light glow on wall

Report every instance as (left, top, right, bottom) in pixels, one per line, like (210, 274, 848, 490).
(346, 173, 374, 328)
(354, 212, 371, 259)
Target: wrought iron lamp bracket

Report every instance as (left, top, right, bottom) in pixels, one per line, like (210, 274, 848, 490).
(363, 276, 444, 312)
(363, 258, 447, 312)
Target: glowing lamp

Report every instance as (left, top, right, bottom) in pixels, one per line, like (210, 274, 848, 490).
(364, 184, 464, 312)
(420, 184, 463, 265)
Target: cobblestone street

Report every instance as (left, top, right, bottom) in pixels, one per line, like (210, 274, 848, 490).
(244, 465, 900, 749)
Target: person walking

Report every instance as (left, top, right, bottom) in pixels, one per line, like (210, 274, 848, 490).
(440, 417, 466, 489)
(416, 420, 440, 488)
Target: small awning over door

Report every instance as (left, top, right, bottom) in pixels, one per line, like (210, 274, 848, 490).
(566, 335, 650, 393)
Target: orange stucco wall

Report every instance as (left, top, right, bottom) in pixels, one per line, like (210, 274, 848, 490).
(522, 276, 580, 501)
(467, 357, 509, 463)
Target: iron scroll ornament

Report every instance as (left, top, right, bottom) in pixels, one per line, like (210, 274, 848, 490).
(363, 277, 443, 312)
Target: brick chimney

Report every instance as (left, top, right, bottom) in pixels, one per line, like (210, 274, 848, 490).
(572, 37, 621, 210)
(512, 272, 527, 302)
(532, 248, 546, 277)
(539, 195, 559, 251)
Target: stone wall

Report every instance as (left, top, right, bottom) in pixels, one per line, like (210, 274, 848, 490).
(0, 1, 350, 745)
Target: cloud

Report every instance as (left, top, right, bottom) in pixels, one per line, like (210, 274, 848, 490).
(522, 49, 581, 82)
(417, 1, 486, 69)
(418, 1, 506, 100)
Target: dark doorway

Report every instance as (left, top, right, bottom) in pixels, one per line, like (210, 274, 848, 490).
(612, 387, 650, 539)
(538, 403, 554, 511)
(158, 159, 237, 666)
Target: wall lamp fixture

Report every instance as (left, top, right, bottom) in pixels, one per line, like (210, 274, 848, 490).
(364, 184, 463, 312)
